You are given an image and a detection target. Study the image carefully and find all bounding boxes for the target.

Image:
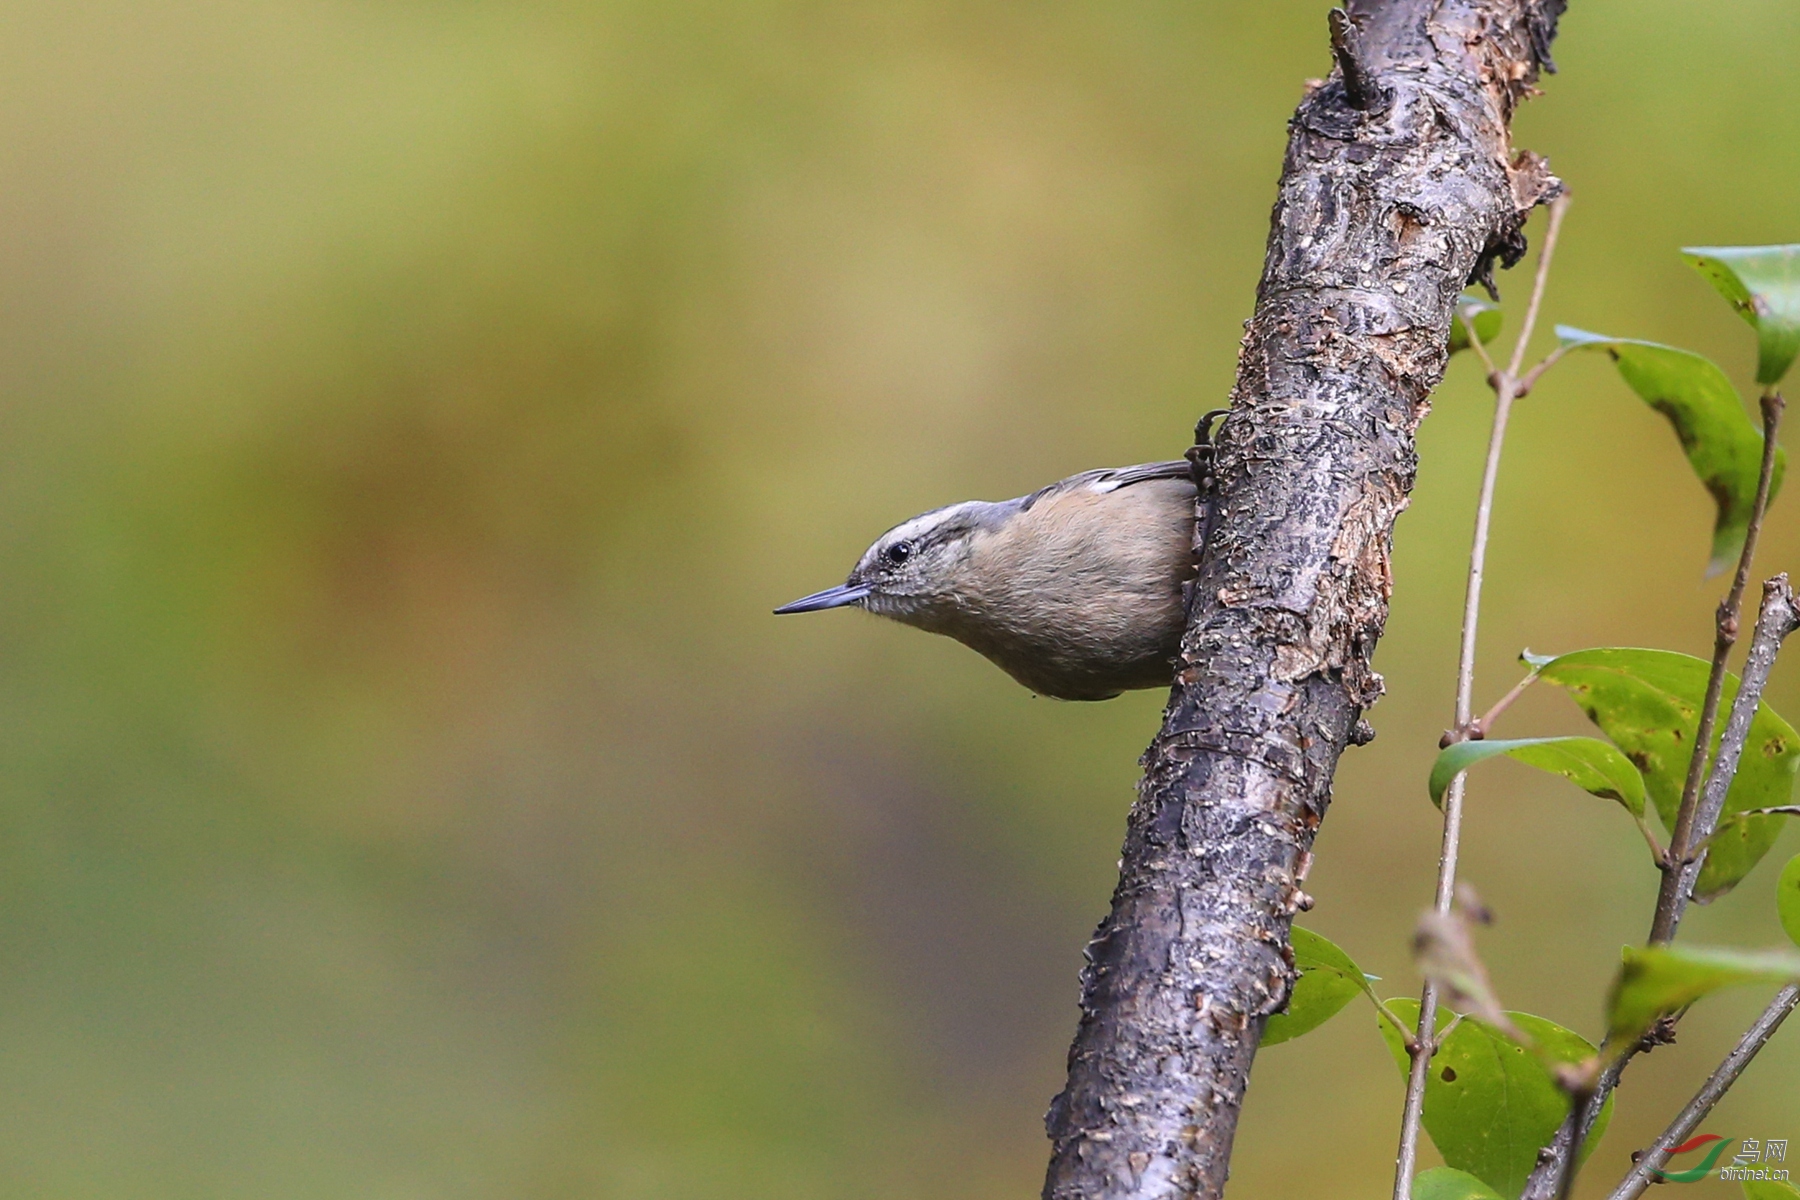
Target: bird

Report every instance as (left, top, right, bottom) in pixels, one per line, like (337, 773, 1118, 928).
(775, 460, 1206, 700)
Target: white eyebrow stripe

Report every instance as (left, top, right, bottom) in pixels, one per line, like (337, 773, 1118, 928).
(883, 501, 985, 545)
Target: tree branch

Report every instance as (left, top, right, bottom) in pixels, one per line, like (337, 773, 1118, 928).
(1396, 193, 1570, 1200)
(1650, 390, 1789, 944)
(1521, 572, 1800, 1200)
(1669, 573, 1800, 904)
(1041, 3, 1565, 1196)
(1607, 984, 1800, 1200)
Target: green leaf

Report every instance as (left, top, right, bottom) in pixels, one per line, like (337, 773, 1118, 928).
(1780, 855, 1800, 949)
(1556, 327, 1785, 574)
(1262, 926, 1373, 1046)
(1414, 1168, 1509, 1200)
(1684, 245, 1800, 386)
(1537, 648, 1800, 900)
(1606, 944, 1800, 1049)
(1743, 1178, 1800, 1200)
(1379, 1000, 1613, 1200)
(1450, 296, 1503, 356)
(1428, 737, 1646, 817)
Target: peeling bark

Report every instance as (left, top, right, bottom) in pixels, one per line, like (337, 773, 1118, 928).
(1042, 4, 1566, 1197)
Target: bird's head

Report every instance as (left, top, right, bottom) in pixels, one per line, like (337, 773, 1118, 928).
(773, 500, 1003, 625)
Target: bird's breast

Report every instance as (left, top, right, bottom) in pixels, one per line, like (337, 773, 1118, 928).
(947, 477, 1198, 698)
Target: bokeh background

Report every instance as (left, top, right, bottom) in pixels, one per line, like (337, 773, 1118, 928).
(3, 1, 1798, 1197)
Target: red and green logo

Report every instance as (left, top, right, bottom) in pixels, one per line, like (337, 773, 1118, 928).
(1652, 1134, 1735, 1183)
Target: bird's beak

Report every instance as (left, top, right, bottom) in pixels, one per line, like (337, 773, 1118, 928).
(773, 583, 871, 614)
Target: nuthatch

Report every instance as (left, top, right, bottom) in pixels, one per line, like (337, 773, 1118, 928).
(775, 460, 1208, 700)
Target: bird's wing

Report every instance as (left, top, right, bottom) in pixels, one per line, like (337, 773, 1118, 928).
(1017, 460, 1193, 511)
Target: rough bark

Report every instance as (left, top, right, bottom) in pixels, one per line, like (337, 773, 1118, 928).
(1042, 4, 1566, 1198)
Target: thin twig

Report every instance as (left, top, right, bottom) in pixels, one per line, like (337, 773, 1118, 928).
(1392, 197, 1570, 1200)
(1698, 805, 1800, 845)
(1554, 1087, 1600, 1200)
(1504, 195, 1570, 380)
(1650, 390, 1788, 945)
(1467, 664, 1543, 739)
(1372, 993, 1421, 1046)
(1523, 573, 1800, 1200)
(1328, 7, 1388, 111)
(1669, 574, 1800, 903)
(1608, 984, 1800, 1200)
(1524, 391, 1790, 1200)
(1629, 814, 1666, 866)
(1461, 309, 1502, 382)
(1522, 1051, 1634, 1200)
(1516, 344, 1570, 397)
(1546, 574, 1800, 1200)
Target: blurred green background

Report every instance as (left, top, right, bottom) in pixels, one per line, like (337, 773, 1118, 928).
(2, 1, 1798, 1197)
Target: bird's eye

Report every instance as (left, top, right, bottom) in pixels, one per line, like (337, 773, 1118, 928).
(884, 541, 913, 566)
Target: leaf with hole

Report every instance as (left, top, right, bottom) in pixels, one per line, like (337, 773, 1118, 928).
(1536, 648, 1800, 900)
(1605, 944, 1800, 1051)
(1780, 854, 1800, 949)
(1414, 1168, 1509, 1200)
(1379, 1000, 1612, 1200)
(1262, 926, 1375, 1046)
(1556, 327, 1785, 574)
(1450, 296, 1503, 356)
(1684, 245, 1800, 386)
